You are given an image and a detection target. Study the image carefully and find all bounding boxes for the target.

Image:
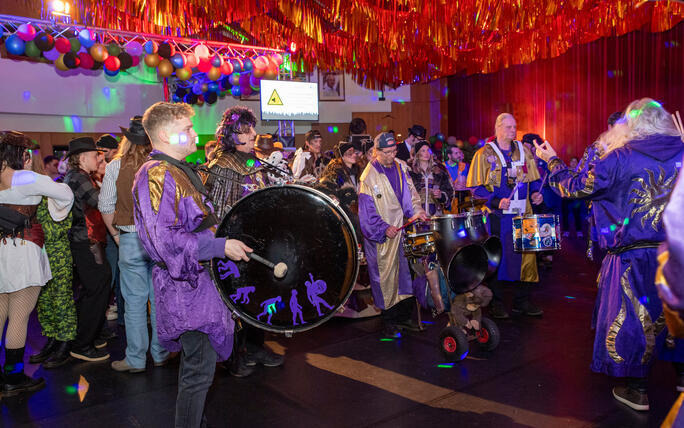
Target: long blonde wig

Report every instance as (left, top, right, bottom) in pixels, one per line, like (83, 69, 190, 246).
(599, 98, 680, 157)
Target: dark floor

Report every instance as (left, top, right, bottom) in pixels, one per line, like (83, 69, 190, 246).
(1, 236, 680, 428)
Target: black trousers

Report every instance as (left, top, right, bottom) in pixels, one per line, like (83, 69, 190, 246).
(71, 241, 112, 349)
(489, 277, 532, 307)
(381, 297, 415, 324)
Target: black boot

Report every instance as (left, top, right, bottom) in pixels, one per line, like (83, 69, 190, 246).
(2, 347, 45, 397)
(43, 341, 72, 369)
(29, 337, 57, 364)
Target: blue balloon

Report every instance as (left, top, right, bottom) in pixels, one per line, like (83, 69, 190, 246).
(172, 94, 181, 102)
(231, 60, 242, 73)
(104, 67, 119, 77)
(192, 82, 203, 95)
(207, 82, 219, 93)
(243, 58, 253, 71)
(144, 41, 157, 55)
(231, 86, 241, 97)
(170, 53, 185, 69)
(229, 73, 240, 86)
(5, 35, 26, 56)
(78, 29, 95, 49)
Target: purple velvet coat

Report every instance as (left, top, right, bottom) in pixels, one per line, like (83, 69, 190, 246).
(133, 152, 234, 360)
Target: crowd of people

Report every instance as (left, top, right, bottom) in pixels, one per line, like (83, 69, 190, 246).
(1, 97, 684, 425)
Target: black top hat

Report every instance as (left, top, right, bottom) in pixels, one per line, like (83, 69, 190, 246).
(119, 116, 150, 146)
(66, 137, 103, 158)
(96, 134, 119, 149)
(408, 125, 426, 139)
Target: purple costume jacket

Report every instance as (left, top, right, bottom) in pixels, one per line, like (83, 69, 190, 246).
(549, 135, 684, 377)
(133, 151, 234, 360)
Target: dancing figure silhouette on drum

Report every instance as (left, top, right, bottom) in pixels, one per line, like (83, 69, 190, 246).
(290, 290, 306, 325)
(230, 286, 255, 304)
(257, 296, 282, 325)
(305, 273, 333, 316)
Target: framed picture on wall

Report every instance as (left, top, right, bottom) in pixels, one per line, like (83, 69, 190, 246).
(318, 70, 345, 101)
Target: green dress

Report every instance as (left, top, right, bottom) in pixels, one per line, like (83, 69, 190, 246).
(35, 197, 76, 341)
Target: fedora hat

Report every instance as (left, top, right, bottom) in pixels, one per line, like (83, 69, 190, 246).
(255, 134, 283, 157)
(119, 115, 150, 146)
(66, 137, 103, 158)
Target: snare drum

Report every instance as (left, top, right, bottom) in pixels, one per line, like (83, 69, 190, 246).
(403, 231, 436, 259)
(512, 214, 561, 252)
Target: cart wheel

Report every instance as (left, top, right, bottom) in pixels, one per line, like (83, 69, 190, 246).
(476, 317, 500, 351)
(439, 326, 469, 361)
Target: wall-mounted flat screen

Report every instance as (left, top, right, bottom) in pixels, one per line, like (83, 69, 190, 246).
(260, 80, 319, 121)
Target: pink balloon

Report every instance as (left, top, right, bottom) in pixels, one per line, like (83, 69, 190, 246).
(125, 41, 143, 57)
(194, 45, 210, 59)
(17, 23, 37, 41)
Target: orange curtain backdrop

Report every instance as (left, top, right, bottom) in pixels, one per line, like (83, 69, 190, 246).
(447, 23, 684, 162)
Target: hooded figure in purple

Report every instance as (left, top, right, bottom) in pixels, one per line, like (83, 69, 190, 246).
(539, 98, 684, 412)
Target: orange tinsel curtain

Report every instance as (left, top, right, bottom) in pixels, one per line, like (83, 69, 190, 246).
(447, 23, 684, 161)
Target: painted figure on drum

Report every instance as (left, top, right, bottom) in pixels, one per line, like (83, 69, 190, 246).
(203, 106, 284, 377)
(359, 132, 428, 337)
(290, 290, 306, 326)
(539, 98, 684, 412)
(305, 273, 334, 316)
(230, 286, 255, 304)
(466, 113, 545, 319)
(257, 296, 282, 325)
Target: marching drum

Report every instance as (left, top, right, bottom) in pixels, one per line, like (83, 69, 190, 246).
(429, 215, 489, 293)
(211, 185, 359, 334)
(512, 214, 561, 252)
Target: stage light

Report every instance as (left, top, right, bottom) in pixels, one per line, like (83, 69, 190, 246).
(50, 0, 72, 17)
(289, 41, 297, 53)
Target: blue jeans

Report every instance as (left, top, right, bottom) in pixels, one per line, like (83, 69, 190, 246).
(176, 331, 217, 428)
(118, 232, 168, 368)
(105, 233, 124, 323)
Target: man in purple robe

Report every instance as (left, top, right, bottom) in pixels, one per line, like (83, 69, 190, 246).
(133, 102, 252, 428)
(359, 132, 427, 337)
(538, 98, 684, 412)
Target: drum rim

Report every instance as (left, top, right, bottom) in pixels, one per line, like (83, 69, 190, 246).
(210, 184, 360, 335)
(513, 214, 558, 220)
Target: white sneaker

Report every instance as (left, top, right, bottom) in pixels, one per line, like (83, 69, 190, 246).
(106, 305, 118, 321)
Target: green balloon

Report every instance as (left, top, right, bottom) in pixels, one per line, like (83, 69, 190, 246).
(25, 40, 41, 58)
(107, 42, 122, 57)
(69, 37, 81, 53)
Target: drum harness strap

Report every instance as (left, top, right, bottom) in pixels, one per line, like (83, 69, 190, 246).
(607, 241, 663, 255)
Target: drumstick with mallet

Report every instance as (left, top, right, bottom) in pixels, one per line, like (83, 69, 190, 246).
(248, 252, 288, 279)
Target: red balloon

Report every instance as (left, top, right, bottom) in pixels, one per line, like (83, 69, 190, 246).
(55, 37, 71, 54)
(104, 56, 121, 71)
(220, 61, 233, 75)
(131, 55, 140, 67)
(253, 56, 268, 71)
(78, 52, 95, 69)
(271, 53, 284, 65)
(197, 58, 212, 73)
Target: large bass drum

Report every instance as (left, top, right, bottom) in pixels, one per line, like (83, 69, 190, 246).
(211, 185, 359, 334)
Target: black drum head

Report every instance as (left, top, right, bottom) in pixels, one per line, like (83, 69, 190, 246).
(211, 185, 359, 333)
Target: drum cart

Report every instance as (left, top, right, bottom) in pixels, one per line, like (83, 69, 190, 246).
(404, 213, 504, 362)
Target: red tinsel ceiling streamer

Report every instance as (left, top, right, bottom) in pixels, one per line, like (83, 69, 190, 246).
(72, 0, 684, 88)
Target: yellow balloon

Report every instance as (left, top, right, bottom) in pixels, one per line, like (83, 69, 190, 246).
(176, 67, 192, 81)
(89, 43, 109, 62)
(207, 67, 221, 81)
(157, 59, 174, 77)
(55, 54, 69, 71)
(144, 53, 160, 68)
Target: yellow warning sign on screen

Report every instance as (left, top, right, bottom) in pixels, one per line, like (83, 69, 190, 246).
(267, 89, 283, 106)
